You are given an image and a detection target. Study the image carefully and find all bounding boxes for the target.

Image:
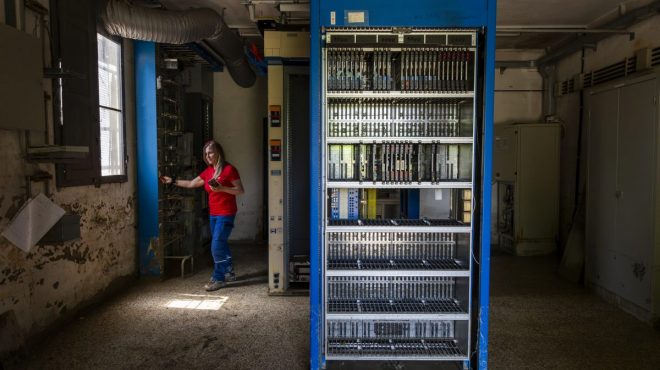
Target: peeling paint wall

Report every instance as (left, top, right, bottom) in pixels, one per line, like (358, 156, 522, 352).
(0, 4, 137, 354)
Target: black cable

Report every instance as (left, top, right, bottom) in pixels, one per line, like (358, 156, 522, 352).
(572, 47, 586, 224)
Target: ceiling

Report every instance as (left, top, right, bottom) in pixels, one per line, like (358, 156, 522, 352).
(154, 0, 655, 52)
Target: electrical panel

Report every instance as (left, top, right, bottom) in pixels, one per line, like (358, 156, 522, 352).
(321, 29, 479, 362)
(156, 53, 201, 276)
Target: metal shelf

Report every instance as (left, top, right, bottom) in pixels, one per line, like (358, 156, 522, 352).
(327, 259, 468, 277)
(328, 298, 466, 315)
(326, 219, 470, 233)
(326, 339, 466, 361)
(328, 219, 466, 227)
(327, 92, 474, 99)
(327, 181, 471, 189)
(326, 137, 473, 144)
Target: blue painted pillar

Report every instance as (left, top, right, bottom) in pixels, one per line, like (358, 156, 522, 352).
(309, 0, 323, 368)
(135, 41, 160, 276)
(478, 1, 498, 367)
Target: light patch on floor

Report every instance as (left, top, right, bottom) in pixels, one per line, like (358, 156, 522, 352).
(165, 296, 228, 310)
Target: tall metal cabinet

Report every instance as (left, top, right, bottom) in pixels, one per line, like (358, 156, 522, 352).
(493, 123, 561, 256)
(309, 1, 497, 369)
(586, 73, 660, 324)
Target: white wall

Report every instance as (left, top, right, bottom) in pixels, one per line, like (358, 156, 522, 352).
(0, 5, 138, 354)
(494, 49, 545, 125)
(213, 71, 266, 241)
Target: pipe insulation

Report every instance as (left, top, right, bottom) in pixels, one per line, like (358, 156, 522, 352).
(100, 0, 256, 87)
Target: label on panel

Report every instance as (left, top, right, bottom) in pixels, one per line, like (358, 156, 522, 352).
(344, 10, 368, 25)
(269, 105, 281, 127)
(270, 140, 282, 161)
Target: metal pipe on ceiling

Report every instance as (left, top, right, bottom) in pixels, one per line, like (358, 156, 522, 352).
(100, 0, 256, 88)
(537, 0, 660, 66)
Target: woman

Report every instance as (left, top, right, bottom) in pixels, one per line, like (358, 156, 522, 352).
(160, 140, 244, 291)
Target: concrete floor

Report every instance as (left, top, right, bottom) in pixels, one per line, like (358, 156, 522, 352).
(489, 253, 660, 369)
(7, 242, 309, 370)
(6, 246, 660, 369)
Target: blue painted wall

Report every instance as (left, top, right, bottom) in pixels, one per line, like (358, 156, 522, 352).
(319, 0, 489, 27)
(135, 41, 160, 277)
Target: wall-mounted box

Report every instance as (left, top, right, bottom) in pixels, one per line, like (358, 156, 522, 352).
(0, 23, 44, 131)
(264, 31, 309, 58)
(38, 214, 81, 245)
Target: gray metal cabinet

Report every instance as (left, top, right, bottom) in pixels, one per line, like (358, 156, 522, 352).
(493, 123, 561, 256)
(586, 73, 660, 323)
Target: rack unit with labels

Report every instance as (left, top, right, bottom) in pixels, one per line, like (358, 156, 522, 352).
(322, 29, 479, 362)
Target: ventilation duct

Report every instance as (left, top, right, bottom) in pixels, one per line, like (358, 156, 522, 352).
(99, 0, 256, 88)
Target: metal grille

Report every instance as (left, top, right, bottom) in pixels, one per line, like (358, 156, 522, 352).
(329, 231, 456, 242)
(327, 219, 465, 226)
(328, 298, 463, 314)
(327, 97, 471, 138)
(652, 46, 660, 67)
(558, 46, 660, 95)
(328, 239, 456, 260)
(328, 276, 457, 300)
(327, 339, 464, 357)
(327, 319, 454, 339)
(159, 44, 214, 69)
(328, 258, 465, 270)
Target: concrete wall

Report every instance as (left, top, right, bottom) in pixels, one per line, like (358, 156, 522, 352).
(555, 14, 660, 244)
(0, 5, 137, 355)
(213, 71, 266, 241)
(494, 50, 544, 125)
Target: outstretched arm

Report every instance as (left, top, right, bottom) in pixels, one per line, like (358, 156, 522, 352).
(160, 175, 205, 189)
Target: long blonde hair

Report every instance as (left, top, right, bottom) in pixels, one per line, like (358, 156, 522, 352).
(203, 140, 226, 178)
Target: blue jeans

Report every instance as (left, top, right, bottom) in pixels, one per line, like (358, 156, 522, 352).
(209, 215, 235, 281)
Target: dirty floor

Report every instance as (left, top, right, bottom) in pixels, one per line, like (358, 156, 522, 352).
(6, 247, 660, 369)
(489, 252, 660, 369)
(7, 242, 309, 370)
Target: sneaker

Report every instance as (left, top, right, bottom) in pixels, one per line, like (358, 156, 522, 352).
(204, 279, 226, 291)
(224, 272, 236, 282)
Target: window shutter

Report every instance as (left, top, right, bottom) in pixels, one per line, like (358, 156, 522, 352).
(51, 0, 100, 187)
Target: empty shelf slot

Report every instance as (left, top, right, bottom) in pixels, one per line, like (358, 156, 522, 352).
(328, 298, 464, 314)
(327, 339, 465, 358)
(328, 258, 467, 271)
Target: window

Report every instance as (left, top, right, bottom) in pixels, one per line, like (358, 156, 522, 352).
(97, 34, 125, 177)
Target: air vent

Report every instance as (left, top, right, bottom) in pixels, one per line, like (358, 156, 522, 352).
(557, 47, 655, 96)
(652, 46, 660, 67)
(591, 59, 627, 86)
(559, 78, 575, 96)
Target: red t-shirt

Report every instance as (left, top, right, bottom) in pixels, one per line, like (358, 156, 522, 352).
(199, 163, 241, 216)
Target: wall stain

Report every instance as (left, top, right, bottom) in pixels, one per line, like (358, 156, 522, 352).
(3, 195, 26, 220)
(633, 263, 646, 282)
(1, 266, 25, 283)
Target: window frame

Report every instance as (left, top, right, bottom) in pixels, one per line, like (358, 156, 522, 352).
(50, 0, 130, 187)
(96, 30, 128, 184)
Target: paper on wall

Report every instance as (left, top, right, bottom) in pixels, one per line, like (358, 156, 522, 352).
(1, 193, 65, 252)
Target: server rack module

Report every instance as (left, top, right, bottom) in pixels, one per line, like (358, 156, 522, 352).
(322, 29, 479, 362)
